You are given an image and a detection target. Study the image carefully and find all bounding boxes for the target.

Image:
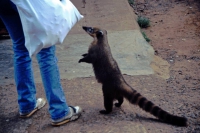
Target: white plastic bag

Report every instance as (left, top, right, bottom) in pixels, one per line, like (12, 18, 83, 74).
(11, 0, 84, 57)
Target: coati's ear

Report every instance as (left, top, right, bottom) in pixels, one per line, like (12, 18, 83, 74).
(96, 30, 104, 37)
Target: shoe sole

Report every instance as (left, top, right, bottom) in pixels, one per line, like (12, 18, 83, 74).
(20, 108, 38, 118)
(51, 114, 81, 126)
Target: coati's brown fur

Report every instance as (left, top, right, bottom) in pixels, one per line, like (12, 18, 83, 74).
(79, 26, 187, 126)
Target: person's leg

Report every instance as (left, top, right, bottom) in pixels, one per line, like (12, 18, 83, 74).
(1, 1, 81, 124)
(36, 46, 69, 120)
(0, 5, 37, 114)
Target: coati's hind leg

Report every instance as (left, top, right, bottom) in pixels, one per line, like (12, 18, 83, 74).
(100, 95, 113, 114)
(100, 85, 114, 114)
(115, 96, 123, 107)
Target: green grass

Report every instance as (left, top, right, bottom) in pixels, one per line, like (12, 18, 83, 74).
(128, 0, 134, 5)
(141, 31, 151, 42)
(137, 16, 150, 28)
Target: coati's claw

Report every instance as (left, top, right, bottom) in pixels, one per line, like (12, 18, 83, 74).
(99, 110, 110, 114)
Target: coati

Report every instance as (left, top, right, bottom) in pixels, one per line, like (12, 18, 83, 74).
(78, 26, 187, 126)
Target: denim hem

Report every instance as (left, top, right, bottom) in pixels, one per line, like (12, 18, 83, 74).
(51, 109, 70, 121)
(19, 104, 36, 114)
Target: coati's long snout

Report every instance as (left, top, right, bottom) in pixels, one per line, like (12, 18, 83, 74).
(82, 26, 105, 38)
(82, 26, 92, 33)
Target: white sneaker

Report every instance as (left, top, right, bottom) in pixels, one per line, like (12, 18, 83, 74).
(19, 98, 46, 118)
(51, 106, 82, 126)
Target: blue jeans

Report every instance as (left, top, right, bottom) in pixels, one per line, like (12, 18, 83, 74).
(0, 1, 69, 120)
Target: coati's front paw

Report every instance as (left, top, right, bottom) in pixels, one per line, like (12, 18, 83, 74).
(78, 53, 88, 63)
(99, 110, 111, 114)
(115, 103, 121, 107)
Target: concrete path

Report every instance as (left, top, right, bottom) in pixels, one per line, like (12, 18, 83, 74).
(32, 0, 163, 83)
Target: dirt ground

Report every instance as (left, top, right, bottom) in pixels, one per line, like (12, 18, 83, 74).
(0, 0, 200, 133)
(133, 0, 200, 132)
